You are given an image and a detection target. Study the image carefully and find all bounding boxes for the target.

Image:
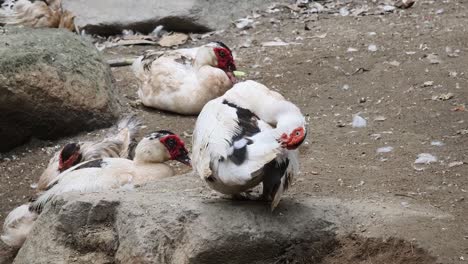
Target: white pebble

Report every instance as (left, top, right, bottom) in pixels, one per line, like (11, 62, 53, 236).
(414, 153, 437, 164)
(339, 7, 350, 16)
(430, 140, 445, 146)
(352, 114, 367, 128)
(368, 44, 378, 52)
(377, 146, 393, 153)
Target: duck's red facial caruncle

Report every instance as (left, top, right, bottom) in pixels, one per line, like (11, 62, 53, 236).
(58, 143, 82, 172)
(159, 134, 191, 166)
(280, 127, 306, 150)
(213, 47, 237, 83)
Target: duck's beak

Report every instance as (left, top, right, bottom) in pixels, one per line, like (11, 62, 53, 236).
(227, 71, 237, 84)
(176, 154, 192, 167)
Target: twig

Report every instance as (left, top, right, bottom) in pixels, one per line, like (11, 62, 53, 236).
(107, 58, 137, 67)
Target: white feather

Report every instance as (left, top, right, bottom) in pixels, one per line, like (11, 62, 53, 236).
(216, 130, 281, 186)
(192, 98, 241, 179)
(1, 204, 37, 248)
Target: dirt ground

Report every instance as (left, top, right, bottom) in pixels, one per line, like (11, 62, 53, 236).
(1, 0, 467, 263)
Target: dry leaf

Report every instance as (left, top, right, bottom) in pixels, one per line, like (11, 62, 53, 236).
(451, 105, 466, 112)
(395, 0, 415, 9)
(123, 34, 158, 41)
(159, 33, 189, 47)
(426, 53, 442, 64)
(431, 93, 454, 101)
(104, 39, 157, 48)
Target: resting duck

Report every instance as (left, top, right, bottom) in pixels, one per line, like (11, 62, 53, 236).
(0, 0, 75, 31)
(192, 80, 307, 210)
(132, 41, 237, 115)
(2, 130, 191, 248)
(36, 114, 143, 193)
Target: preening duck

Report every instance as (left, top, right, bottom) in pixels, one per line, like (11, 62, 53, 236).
(132, 41, 237, 115)
(36, 114, 143, 193)
(192, 80, 307, 210)
(1, 130, 191, 248)
(0, 0, 75, 31)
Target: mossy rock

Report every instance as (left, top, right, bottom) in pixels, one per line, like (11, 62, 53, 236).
(0, 27, 121, 151)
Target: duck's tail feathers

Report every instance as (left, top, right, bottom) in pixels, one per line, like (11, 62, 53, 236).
(114, 114, 144, 142)
(83, 114, 144, 160)
(131, 55, 144, 77)
(112, 114, 144, 158)
(1, 204, 37, 248)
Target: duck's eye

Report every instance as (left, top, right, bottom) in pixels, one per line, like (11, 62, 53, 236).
(165, 138, 176, 148)
(295, 131, 301, 136)
(218, 50, 226, 58)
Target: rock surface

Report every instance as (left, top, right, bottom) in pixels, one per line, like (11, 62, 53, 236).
(0, 27, 120, 152)
(13, 175, 446, 264)
(62, 0, 272, 36)
(14, 175, 336, 264)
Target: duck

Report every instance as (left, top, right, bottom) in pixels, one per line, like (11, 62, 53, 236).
(1, 130, 191, 248)
(191, 80, 307, 210)
(0, 0, 75, 31)
(132, 41, 237, 115)
(36, 114, 143, 193)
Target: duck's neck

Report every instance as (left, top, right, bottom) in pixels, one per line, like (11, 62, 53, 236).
(133, 146, 170, 165)
(193, 47, 216, 71)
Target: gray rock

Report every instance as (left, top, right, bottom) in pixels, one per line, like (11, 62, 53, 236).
(13, 175, 445, 263)
(14, 175, 337, 264)
(62, 0, 272, 36)
(0, 27, 120, 152)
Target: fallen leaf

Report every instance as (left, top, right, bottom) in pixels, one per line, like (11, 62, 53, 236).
(422, 81, 434, 87)
(395, 0, 415, 9)
(262, 41, 289, 47)
(234, 18, 254, 29)
(451, 105, 466, 112)
(374, 116, 386, 122)
(448, 161, 464, 168)
(158, 33, 189, 47)
(426, 53, 442, 64)
(122, 34, 158, 41)
(307, 33, 327, 39)
(104, 39, 157, 48)
(432, 93, 454, 101)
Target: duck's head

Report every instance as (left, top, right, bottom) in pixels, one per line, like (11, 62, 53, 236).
(277, 116, 307, 150)
(135, 130, 191, 166)
(197, 41, 237, 83)
(279, 127, 307, 150)
(58, 143, 82, 172)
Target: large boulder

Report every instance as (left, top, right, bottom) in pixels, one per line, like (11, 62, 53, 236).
(62, 0, 273, 36)
(13, 175, 444, 264)
(14, 175, 337, 264)
(0, 27, 120, 152)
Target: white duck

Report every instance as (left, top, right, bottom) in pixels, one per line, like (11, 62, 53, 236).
(132, 41, 237, 115)
(0, 0, 75, 31)
(192, 80, 307, 210)
(36, 114, 143, 193)
(2, 130, 191, 248)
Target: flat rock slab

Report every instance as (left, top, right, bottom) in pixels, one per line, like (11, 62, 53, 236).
(14, 175, 448, 263)
(0, 27, 120, 151)
(62, 0, 272, 36)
